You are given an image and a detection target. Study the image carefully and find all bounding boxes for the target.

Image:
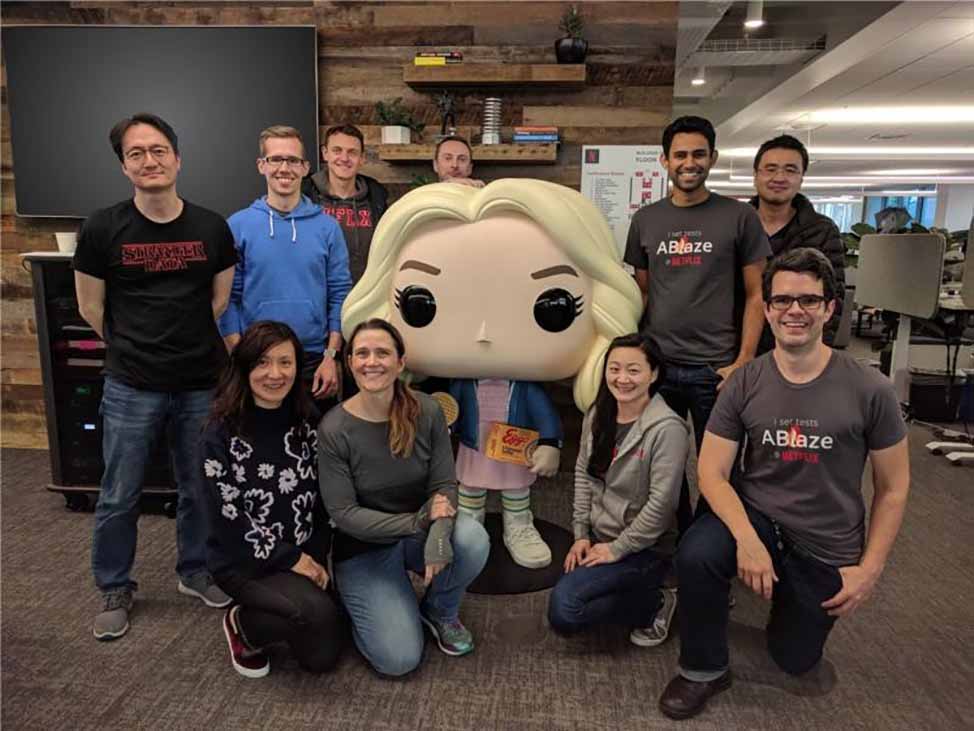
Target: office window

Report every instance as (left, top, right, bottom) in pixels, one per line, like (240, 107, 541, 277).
(862, 195, 937, 229)
(813, 202, 862, 232)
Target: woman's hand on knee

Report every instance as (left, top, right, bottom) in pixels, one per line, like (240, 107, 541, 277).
(430, 493, 456, 521)
(564, 539, 591, 573)
(292, 552, 330, 590)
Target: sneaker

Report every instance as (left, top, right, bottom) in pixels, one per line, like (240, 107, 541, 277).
(419, 611, 475, 657)
(223, 606, 269, 678)
(630, 587, 678, 647)
(93, 587, 134, 641)
(178, 574, 232, 608)
(502, 511, 552, 569)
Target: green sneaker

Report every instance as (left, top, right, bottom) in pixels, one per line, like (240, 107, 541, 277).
(419, 611, 474, 656)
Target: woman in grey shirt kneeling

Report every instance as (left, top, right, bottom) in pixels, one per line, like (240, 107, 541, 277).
(318, 318, 489, 676)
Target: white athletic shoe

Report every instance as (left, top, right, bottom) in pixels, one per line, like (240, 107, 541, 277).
(502, 510, 551, 569)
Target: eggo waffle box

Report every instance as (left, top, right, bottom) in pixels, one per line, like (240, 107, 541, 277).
(485, 423, 539, 466)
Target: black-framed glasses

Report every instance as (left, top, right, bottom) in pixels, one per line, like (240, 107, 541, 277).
(768, 294, 828, 311)
(262, 155, 308, 169)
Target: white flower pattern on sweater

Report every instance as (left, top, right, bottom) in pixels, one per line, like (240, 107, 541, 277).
(205, 420, 321, 562)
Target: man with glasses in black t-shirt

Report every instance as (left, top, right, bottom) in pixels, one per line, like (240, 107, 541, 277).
(74, 113, 238, 641)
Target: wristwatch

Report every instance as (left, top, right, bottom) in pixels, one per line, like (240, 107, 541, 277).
(323, 347, 338, 360)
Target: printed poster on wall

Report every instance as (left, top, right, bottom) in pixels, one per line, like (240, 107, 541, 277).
(580, 145, 667, 258)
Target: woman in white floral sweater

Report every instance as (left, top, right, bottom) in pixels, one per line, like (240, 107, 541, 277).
(202, 321, 344, 678)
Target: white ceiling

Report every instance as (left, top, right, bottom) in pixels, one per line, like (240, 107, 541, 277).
(673, 1, 974, 197)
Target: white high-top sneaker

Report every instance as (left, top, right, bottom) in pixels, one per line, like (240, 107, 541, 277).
(502, 508, 551, 569)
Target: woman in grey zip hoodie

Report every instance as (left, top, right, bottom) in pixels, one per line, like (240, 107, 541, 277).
(548, 334, 689, 645)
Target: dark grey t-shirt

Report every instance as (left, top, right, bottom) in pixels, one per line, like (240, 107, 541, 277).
(624, 193, 771, 366)
(706, 351, 907, 565)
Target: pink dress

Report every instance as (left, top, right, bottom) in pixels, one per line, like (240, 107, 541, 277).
(455, 379, 535, 491)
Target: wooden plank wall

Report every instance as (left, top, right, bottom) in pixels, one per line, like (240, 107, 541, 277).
(0, 1, 676, 449)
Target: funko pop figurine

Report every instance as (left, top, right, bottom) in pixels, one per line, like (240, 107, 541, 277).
(342, 179, 642, 569)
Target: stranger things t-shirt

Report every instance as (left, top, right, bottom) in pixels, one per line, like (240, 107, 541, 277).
(73, 199, 237, 391)
(706, 351, 907, 565)
(624, 194, 770, 366)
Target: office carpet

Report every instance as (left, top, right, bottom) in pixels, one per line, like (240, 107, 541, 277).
(2, 426, 972, 730)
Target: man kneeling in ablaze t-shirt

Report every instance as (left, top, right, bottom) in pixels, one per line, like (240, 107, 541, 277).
(658, 248, 910, 721)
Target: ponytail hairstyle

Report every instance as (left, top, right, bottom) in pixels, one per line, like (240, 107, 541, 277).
(208, 320, 313, 437)
(587, 333, 666, 479)
(346, 318, 420, 458)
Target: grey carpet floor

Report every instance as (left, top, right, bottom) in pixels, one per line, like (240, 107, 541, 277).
(2, 426, 973, 730)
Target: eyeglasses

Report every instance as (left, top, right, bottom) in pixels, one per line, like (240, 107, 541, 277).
(262, 155, 308, 169)
(757, 164, 803, 178)
(124, 145, 172, 163)
(768, 294, 828, 311)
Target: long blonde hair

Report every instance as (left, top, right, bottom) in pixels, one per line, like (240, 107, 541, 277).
(341, 179, 643, 410)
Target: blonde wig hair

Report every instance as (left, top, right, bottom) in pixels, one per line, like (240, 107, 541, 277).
(341, 179, 642, 411)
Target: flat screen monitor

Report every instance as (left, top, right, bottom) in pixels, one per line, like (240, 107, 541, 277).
(2, 26, 318, 218)
(855, 233, 945, 319)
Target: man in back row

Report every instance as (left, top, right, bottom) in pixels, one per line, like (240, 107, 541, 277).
(433, 136, 485, 188)
(624, 115, 771, 540)
(303, 124, 388, 285)
(219, 126, 352, 399)
(74, 113, 238, 640)
(750, 134, 845, 352)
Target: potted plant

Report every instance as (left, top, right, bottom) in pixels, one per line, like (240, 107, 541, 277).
(555, 4, 587, 64)
(376, 98, 425, 144)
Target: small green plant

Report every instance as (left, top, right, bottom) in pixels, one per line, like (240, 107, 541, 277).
(559, 4, 584, 39)
(409, 173, 435, 189)
(375, 98, 425, 135)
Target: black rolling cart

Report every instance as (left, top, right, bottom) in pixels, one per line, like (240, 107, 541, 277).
(22, 252, 176, 512)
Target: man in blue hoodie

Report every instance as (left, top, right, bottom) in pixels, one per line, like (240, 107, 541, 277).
(220, 126, 352, 399)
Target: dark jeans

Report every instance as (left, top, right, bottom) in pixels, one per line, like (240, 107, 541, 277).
(92, 376, 212, 591)
(215, 569, 346, 674)
(547, 547, 669, 635)
(657, 363, 723, 535)
(677, 505, 843, 678)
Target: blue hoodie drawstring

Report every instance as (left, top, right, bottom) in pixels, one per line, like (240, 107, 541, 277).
(266, 209, 297, 242)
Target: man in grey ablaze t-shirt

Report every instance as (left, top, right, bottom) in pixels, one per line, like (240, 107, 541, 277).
(658, 248, 910, 722)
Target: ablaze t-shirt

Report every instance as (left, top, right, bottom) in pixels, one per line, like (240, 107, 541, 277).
(705, 351, 907, 565)
(624, 194, 770, 366)
(73, 199, 237, 391)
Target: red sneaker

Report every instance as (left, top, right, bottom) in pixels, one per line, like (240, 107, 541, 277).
(223, 606, 269, 678)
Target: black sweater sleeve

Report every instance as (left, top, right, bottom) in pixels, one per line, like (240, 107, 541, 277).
(202, 425, 302, 576)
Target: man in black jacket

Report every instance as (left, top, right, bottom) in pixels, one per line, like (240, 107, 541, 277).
(303, 124, 388, 285)
(751, 135, 845, 349)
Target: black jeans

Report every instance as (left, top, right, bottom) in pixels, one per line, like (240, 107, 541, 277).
(677, 505, 843, 677)
(215, 569, 346, 674)
(657, 364, 723, 535)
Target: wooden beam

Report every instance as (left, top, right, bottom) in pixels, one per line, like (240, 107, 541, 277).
(379, 143, 557, 164)
(523, 105, 669, 127)
(404, 64, 585, 88)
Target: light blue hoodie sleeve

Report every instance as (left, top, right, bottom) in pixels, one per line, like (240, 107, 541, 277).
(324, 221, 352, 335)
(218, 213, 246, 336)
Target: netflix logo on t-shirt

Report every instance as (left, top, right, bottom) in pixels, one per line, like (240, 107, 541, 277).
(323, 206, 373, 229)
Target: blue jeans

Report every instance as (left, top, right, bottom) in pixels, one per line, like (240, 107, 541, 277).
(92, 376, 213, 592)
(657, 363, 723, 535)
(333, 514, 489, 677)
(547, 547, 669, 635)
(677, 505, 843, 679)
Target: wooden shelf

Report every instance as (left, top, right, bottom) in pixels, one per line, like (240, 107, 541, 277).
(403, 63, 585, 88)
(378, 143, 558, 164)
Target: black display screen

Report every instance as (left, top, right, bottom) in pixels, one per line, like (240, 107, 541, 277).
(2, 26, 318, 218)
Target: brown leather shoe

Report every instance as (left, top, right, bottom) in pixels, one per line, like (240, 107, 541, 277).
(659, 671, 732, 720)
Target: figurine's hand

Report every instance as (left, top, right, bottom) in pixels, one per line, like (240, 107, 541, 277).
(528, 445, 560, 477)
